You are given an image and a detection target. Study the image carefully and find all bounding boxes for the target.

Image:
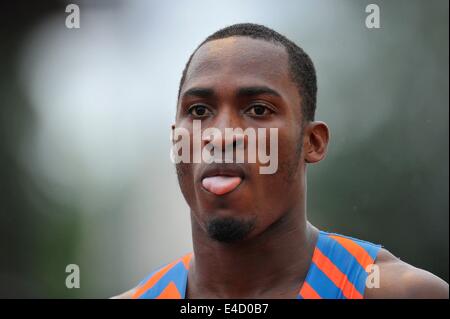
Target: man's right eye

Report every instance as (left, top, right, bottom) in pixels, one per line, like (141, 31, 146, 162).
(188, 104, 212, 117)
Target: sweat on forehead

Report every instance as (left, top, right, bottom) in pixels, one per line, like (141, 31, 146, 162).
(182, 37, 290, 88)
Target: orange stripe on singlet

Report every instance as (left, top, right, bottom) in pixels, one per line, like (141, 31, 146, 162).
(155, 281, 182, 299)
(132, 253, 193, 299)
(312, 248, 363, 299)
(180, 252, 193, 269)
(299, 281, 322, 299)
(328, 235, 374, 270)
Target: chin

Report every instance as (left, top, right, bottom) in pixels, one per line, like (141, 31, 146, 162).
(204, 215, 257, 243)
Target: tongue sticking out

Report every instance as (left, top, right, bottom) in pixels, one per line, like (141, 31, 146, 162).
(202, 176, 242, 195)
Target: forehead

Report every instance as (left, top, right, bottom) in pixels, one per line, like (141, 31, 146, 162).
(182, 37, 295, 94)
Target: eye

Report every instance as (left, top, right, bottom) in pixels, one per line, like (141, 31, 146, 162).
(245, 104, 274, 117)
(188, 104, 212, 118)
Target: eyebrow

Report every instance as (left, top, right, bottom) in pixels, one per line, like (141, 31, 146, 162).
(182, 87, 215, 99)
(182, 86, 282, 99)
(237, 86, 281, 98)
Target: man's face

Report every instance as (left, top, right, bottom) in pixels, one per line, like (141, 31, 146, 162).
(175, 37, 306, 242)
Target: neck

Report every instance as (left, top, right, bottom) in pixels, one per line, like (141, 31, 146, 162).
(188, 202, 318, 298)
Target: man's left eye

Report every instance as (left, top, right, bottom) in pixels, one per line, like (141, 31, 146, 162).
(246, 104, 273, 117)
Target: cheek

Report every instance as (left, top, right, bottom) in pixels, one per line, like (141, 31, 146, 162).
(251, 129, 301, 211)
(260, 125, 301, 178)
(175, 163, 196, 205)
(277, 124, 303, 171)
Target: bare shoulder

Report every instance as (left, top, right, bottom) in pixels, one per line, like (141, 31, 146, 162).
(365, 248, 449, 299)
(110, 287, 137, 299)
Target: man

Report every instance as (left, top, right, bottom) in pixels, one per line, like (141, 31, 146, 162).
(115, 23, 448, 299)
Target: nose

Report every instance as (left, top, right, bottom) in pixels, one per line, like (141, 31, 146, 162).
(203, 129, 245, 152)
(202, 108, 245, 156)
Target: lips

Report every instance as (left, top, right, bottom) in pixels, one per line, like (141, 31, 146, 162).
(200, 164, 246, 196)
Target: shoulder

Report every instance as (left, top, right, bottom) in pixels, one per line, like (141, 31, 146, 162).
(111, 252, 194, 299)
(111, 288, 137, 299)
(365, 248, 449, 299)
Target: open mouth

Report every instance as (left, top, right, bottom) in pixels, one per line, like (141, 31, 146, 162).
(200, 165, 246, 196)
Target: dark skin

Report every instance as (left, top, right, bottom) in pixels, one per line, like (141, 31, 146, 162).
(114, 37, 448, 299)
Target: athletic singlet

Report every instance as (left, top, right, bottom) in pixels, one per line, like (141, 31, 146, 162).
(131, 230, 381, 299)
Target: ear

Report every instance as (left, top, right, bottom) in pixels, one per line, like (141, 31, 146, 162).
(171, 124, 176, 144)
(303, 121, 330, 164)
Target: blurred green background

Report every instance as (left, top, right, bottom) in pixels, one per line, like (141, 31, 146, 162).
(0, 0, 448, 298)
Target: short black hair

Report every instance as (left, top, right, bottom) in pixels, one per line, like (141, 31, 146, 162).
(178, 23, 317, 122)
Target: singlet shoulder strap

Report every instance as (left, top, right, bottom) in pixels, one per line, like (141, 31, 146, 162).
(132, 252, 193, 299)
(299, 231, 381, 299)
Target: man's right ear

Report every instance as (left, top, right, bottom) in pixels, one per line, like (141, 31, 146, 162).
(171, 124, 175, 143)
